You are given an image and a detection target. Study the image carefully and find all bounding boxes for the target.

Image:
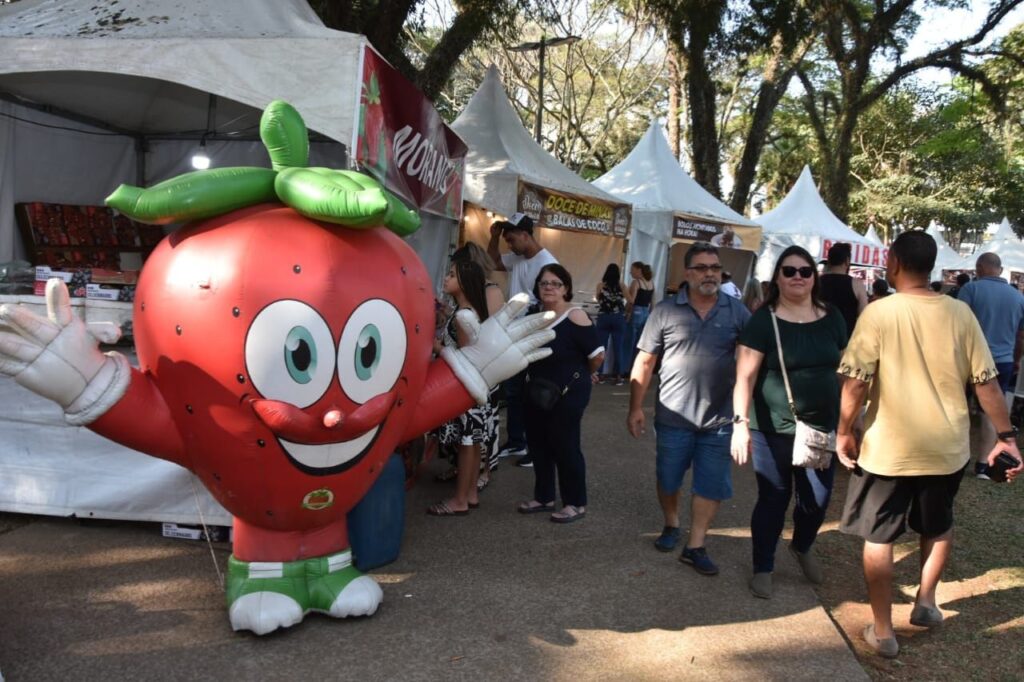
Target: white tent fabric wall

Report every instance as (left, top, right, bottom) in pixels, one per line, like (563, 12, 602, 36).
(925, 221, 972, 280)
(865, 225, 884, 245)
(624, 211, 673, 296)
(975, 217, 1024, 278)
(0, 374, 231, 525)
(756, 165, 877, 280)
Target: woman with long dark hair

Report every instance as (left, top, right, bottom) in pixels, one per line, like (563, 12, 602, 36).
(731, 245, 848, 598)
(427, 260, 499, 515)
(595, 263, 628, 385)
(518, 264, 604, 523)
(626, 261, 655, 373)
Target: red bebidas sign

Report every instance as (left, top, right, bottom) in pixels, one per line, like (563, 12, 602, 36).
(822, 239, 888, 268)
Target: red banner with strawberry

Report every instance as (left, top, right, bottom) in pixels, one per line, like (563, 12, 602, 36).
(355, 47, 467, 221)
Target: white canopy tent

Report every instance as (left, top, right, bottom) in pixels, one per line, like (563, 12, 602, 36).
(926, 221, 972, 281)
(975, 217, 1024, 280)
(756, 166, 884, 280)
(593, 124, 761, 296)
(865, 225, 884, 246)
(452, 66, 631, 300)
(0, 0, 461, 524)
(0, 0, 454, 282)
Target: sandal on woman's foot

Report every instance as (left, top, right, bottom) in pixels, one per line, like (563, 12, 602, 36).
(477, 475, 490, 492)
(434, 467, 458, 483)
(550, 505, 586, 523)
(426, 500, 468, 516)
(517, 500, 555, 514)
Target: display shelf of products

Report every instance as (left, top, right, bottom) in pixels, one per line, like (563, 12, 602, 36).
(16, 202, 163, 270)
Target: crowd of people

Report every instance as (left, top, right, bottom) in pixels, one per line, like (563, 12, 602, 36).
(426, 217, 1023, 659)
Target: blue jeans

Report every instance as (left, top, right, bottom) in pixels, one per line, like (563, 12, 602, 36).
(596, 312, 628, 376)
(750, 430, 836, 573)
(628, 306, 650, 371)
(502, 369, 527, 449)
(654, 422, 733, 500)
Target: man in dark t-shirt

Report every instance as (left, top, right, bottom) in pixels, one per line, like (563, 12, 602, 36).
(820, 242, 868, 332)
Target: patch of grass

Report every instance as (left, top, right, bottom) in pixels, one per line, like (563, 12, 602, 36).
(815, 467, 1024, 681)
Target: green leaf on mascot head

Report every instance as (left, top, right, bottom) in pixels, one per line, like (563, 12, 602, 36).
(105, 167, 278, 225)
(260, 100, 310, 171)
(274, 167, 420, 236)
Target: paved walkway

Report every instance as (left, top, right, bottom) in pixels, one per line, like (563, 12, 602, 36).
(0, 386, 868, 681)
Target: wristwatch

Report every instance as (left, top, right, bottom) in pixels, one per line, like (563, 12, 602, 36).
(732, 414, 749, 424)
(997, 426, 1019, 442)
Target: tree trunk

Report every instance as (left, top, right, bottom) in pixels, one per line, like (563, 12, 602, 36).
(728, 59, 794, 213)
(820, 113, 859, 223)
(667, 43, 683, 160)
(685, 19, 722, 198)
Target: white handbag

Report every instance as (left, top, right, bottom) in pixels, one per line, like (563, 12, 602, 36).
(770, 310, 835, 469)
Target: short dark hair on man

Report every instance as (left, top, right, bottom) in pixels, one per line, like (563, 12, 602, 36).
(826, 242, 852, 266)
(871, 278, 890, 297)
(494, 215, 535, 236)
(955, 272, 971, 287)
(889, 230, 936, 276)
(684, 241, 719, 268)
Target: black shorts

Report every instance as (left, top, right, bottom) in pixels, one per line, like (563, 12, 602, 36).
(839, 465, 967, 543)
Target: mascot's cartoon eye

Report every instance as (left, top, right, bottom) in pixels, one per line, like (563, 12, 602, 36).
(338, 300, 407, 404)
(355, 324, 381, 380)
(285, 326, 318, 384)
(246, 301, 336, 408)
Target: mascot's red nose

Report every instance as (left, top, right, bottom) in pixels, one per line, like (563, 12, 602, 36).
(250, 391, 397, 444)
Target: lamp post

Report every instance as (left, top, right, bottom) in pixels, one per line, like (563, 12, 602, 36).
(510, 34, 580, 144)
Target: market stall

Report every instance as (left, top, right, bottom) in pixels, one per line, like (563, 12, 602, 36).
(755, 166, 885, 281)
(0, 0, 464, 285)
(594, 124, 761, 296)
(0, 0, 465, 525)
(452, 66, 631, 302)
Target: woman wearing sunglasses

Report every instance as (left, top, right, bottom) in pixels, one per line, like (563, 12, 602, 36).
(517, 264, 604, 523)
(731, 245, 849, 598)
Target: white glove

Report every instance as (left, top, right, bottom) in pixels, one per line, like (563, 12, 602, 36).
(441, 293, 555, 404)
(0, 278, 130, 425)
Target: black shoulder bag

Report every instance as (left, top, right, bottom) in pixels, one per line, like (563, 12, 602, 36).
(526, 371, 581, 411)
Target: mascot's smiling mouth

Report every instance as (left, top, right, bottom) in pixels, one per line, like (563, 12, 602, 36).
(249, 391, 397, 476)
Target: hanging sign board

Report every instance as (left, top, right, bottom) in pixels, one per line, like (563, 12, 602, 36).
(673, 216, 730, 242)
(517, 180, 631, 238)
(353, 46, 467, 220)
(672, 216, 760, 252)
(822, 239, 888, 268)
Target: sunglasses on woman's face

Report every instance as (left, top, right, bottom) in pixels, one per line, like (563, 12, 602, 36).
(780, 265, 815, 279)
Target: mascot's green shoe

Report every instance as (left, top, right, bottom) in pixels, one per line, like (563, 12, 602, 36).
(226, 551, 383, 635)
(226, 555, 311, 635)
(306, 550, 383, 618)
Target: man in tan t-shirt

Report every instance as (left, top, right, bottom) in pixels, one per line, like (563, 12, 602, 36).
(836, 230, 1022, 659)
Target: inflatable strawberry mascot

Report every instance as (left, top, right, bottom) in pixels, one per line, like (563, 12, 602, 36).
(0, 101, 553, 635)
